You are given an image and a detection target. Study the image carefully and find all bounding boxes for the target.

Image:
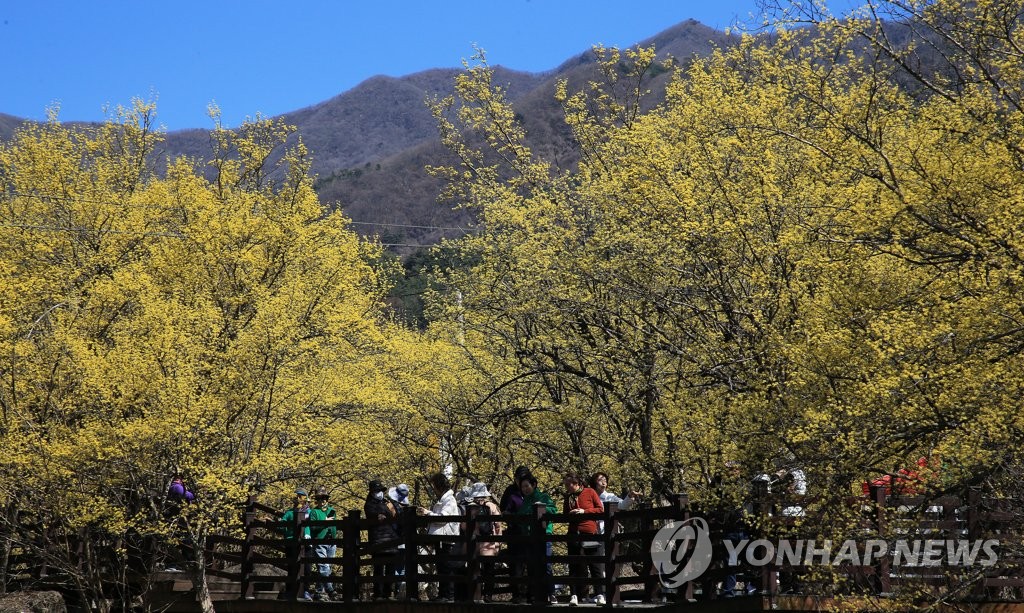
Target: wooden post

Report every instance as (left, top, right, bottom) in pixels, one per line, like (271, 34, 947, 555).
(465, 504, 482, 602)
(872, 485, 891, 594)
(967, 489, 984, 598)
(966, 489, 980, 544)
(671, 494, 695, 603)
(288, 506, 304, 601)
(530, 502, 549, 605)
(402, 508, 419, 600)
(642, 502, 659, 603)
(758, 493, 776, 598)
(341, 510, 360, 602)
(240, 496, 256, 600)
(604, 500, 621, 606)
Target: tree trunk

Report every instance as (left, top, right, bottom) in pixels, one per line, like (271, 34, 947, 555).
(190, 537, 215, 613)
(0, 503, 13, 595)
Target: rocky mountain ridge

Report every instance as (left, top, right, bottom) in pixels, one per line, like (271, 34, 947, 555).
(1, 19, 732, 250)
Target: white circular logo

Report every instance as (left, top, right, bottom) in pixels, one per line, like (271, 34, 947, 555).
(650, 516, 714, 587)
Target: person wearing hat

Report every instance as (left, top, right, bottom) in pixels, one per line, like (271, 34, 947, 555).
(279, 489, 311, 540)
(387, 483, 412, 596)
(470, 482, 503, 601)
(279, 489, 312, 600)
(389, 483, 411, 506)
(162, 475, 196, 572)
(364, 479, 401, 599)
(308, 488, 340, 601)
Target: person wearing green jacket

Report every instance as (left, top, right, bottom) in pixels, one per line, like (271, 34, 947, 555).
(279, 489, 312, 600)
(308, 488, 339, 601)
(279, 489, 311, 540)
(517, 475, 558, 531)
(515, 474, 558, 604)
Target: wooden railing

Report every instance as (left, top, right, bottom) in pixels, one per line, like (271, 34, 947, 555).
(6, 491, 1017, 605)
(208, 496, 689, 604)
(692, 486, 1024, 603)
(199, 491, 1022, 605)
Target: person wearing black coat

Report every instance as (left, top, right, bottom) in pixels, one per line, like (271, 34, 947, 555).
(364, 480, 400, 599)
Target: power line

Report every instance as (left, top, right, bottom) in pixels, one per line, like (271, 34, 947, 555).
(348, 220, 472, 232)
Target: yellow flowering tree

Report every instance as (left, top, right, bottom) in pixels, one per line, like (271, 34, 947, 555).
(0, 103, 403, 611)
(427, 6, 1024, 604)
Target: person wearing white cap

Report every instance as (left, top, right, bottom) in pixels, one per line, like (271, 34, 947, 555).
(469, 482, 503, 602)
(388, 483, 412, 596)
(389, 483, 411, 505)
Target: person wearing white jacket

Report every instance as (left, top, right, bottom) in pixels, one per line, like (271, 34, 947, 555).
(590, 472, 639, 535)
(417, 472, 461, 601)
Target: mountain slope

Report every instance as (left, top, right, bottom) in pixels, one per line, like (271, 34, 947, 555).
(315, 19, 734, 249)
(1, 19, 732, 252)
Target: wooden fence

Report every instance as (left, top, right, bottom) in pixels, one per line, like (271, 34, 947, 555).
(198, 489, 1022, 605)
(204, 496, 684, 605)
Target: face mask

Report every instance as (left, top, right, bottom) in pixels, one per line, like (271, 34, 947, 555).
(374, 491, 384, 501)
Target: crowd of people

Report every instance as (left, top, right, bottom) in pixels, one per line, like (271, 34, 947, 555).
(163, 455, 950, 602)
(277, 468, 640, 604)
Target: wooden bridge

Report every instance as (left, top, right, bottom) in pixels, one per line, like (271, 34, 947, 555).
(6, 488, 1024, 611)
(164, 488, 1023, 611)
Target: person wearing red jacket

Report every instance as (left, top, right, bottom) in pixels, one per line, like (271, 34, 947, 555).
(563, 473, 606, 606)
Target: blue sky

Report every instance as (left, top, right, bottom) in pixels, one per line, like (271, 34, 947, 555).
(2, 1, 770, 131)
